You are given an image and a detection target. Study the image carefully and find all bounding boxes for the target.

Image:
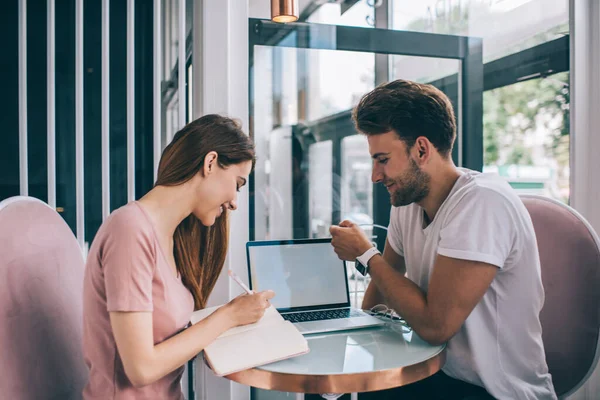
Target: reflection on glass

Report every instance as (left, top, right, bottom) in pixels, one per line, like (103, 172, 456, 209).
(187, 64, 193, 123)
(252, 45, 374, 240)
(341, 135, 374, 309)
(307, 0, 374, 28)
(341, 135, 372, 225)
(259, 327, 441, 375)
(344, 337, 375, 372)
(275, 46, 299, 126)
(390, 0, 568, 62)
(288, 334, 349, 374)
(165, 96, 178, 148)
(163, 0, 181, 74)
(483, 73, 570, 203)
(306, 49, 375, 122)
(390, 55, 460, 90)
(309, 141, 334, 238)
(267, 127, 294, 240)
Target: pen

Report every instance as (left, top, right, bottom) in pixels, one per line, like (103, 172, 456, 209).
(228, 269, 254, 295)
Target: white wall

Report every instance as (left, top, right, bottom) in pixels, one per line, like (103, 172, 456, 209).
(192, 1, 251, 400)
(568, 0, 600, 397)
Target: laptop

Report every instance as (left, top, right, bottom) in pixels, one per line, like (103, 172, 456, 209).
(246, 238, 386, 335)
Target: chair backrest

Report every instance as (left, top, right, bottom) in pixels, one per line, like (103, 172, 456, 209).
(521, 195, 600, 398)
(0, 196, 88, 399)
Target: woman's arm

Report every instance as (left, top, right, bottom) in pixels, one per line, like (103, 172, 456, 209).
(110, 291, 274, 387)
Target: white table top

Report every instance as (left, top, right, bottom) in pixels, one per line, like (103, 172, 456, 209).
(227, 324, 446, 394)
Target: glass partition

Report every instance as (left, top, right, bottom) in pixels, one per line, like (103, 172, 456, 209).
(249, 20, 483, 319)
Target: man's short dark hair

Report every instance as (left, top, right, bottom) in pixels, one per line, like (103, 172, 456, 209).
(352, 79, 456, 157)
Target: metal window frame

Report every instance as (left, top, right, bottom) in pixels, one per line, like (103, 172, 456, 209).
(127, 0, 136, 202)
(178, 0, 186, 128)
(47, 0, 56, 208)
(248, 18, 483, 241)
(19, 0, 28, 196)
(484, 35, 569, 90)
(154, 0, 162, 181)
(101, 0, 110, 220)
(75, 0, 85, 249)
(161, 31, 193, 127)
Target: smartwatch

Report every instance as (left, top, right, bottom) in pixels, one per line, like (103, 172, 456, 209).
(355, 246, 381, 276)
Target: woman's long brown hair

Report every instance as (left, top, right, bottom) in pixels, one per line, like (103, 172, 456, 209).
(155, 114, 255, 310)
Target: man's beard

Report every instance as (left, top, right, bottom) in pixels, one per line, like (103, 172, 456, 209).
(386, 158, 430, 207)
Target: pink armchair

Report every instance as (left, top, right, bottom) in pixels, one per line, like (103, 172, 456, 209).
(0, 196, 87, 399)
(521, 195, 600, 398)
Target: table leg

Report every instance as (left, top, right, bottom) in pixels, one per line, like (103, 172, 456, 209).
(351, 393, 358, 400)
(296, 393, 305, 400)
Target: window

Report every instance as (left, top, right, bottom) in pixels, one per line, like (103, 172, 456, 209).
(307, 0, 375, 27)
(391, 0, 568, 62)
(391, 0, 570, 202)
(252, 44, 376, 240)
(483, 72, 570, 202)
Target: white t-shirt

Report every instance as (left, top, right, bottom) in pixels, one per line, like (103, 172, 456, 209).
(387, 168, 556, 400)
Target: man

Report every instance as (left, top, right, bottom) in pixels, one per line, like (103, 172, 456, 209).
(329, 80, 556, 400)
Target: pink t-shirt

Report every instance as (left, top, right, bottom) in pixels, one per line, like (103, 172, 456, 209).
(82, 202, 195, 399)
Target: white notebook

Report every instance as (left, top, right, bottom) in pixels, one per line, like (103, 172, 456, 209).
(191, 305, 309, 376)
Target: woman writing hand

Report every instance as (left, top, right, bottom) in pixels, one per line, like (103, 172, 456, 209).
(223, 290, 276, 326)
(82, 115, 273, 399)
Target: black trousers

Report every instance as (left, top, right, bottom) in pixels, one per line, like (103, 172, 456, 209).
(305, 371, 495, 400)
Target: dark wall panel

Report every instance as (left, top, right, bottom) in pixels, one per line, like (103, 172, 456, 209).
(0, 0, 20, 201)
(1, 0, 155, 245)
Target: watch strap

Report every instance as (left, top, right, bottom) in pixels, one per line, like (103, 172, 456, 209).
(355, 246, 381, 276)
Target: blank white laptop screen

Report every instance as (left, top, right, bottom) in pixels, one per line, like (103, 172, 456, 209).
(247, 241, 349, 310)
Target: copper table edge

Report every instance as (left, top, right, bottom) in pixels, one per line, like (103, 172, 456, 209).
(225, 348, 446, 394)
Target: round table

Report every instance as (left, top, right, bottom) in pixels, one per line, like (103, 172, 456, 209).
(227, 325, 446, 399)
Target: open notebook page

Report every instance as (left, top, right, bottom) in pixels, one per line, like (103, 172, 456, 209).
(190, 304, 283, 339)
(204, 320, 309, 376)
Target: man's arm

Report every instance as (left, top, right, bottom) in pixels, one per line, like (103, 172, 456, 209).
(362, 239, 406, 310)
(367, 253, 497, 345)
(331, 220, 498, 345)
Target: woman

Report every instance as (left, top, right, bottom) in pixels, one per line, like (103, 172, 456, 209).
(82, 114, 274, 399)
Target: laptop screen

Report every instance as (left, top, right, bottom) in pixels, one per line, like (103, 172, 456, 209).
(247, 239, 350, 311)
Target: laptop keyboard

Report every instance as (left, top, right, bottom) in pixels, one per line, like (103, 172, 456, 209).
(282, 309, 364, 323)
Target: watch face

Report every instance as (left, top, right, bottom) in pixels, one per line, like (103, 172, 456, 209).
(355, 259, 367, 276)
